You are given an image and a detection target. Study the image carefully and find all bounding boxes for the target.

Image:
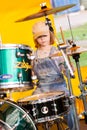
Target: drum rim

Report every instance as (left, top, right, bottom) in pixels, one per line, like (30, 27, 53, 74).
(0, 43, 31, 49)
(0, 119, 12, 129)
(0, 99, 37, 130)
(18, 91, 65, 103)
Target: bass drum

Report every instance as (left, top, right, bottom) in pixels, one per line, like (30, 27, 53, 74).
(0, 99, 37, 130)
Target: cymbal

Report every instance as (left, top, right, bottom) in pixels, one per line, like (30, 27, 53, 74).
(50, 51, 62, 58)
(49, 44, 69, 58)
(15, 4, 76, 22)
(67, 46, 87, 55)
(50, 46, 87, 58)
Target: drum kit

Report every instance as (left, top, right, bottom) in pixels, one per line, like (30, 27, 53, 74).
(0, 2, 87, 130)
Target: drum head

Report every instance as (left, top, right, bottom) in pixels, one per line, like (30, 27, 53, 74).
(18, 91, 65, 103)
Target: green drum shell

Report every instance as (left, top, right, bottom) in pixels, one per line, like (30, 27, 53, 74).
(0, 44, 32, 91)
(0, 99, 37, 130)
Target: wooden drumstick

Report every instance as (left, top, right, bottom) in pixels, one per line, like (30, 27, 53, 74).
(60, 26, 66, 44)
(59, 26, 75, 74)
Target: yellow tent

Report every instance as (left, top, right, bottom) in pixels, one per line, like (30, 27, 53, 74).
(0, 0, 54, 48)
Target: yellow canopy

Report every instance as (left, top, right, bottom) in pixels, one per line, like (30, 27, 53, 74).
(0, 0, 55, 48)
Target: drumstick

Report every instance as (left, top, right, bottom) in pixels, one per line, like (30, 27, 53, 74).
(59, 26, 75, 76)
(60, 26, 66, 44)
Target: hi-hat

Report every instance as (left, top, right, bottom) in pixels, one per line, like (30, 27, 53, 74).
(49, 51, 63, 58)
(67, 46, 87, 55)
(15, 4, 75, 22)
(50, 46, 87, 58)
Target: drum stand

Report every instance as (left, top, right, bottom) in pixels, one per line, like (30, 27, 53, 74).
(42, 122, 51, 130)
(59, 48, 80, 130)
(38, 117, 70, 130)
(65, 63, 80, 130)
(72, 53, 87, 124)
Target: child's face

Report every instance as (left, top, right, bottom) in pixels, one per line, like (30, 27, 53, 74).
(36, 33, 50, 47)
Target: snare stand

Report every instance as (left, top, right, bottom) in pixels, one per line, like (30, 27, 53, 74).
(37, 121, 53, 130)
(40, 118, 70, 130)
(42, 122, 51, 130)
(72, 52, 87, 124)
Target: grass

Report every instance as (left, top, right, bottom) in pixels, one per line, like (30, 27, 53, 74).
(70, 52, 87, 67)
(57, 23, 87, 41)
(57, 23, 87, 67)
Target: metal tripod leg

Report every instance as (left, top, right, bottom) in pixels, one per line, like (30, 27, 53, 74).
(66, 65, 80, 130)
(42, 122, 50, 130)
(55, 118, 70, 130)
(73, 54, 87, 124)
(40, 118, 70, 130)
(56, 48, 80, 129)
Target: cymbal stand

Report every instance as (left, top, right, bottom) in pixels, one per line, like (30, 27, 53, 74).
(58, 47, 80, 130)
(72, 52, 87, 124)
(66, 10, 87, 124)
(45, 17, 79, 129)
(58, 24, 80, 129)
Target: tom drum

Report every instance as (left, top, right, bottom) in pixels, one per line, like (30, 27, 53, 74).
(0, 44, 33, 92)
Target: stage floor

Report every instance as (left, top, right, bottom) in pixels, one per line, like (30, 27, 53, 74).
(80, 119, 87, 130)
(36, 119, 87, 130)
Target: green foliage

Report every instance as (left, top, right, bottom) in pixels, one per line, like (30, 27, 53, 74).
(70, 52, 87, 67)
(57, 23, 87, 41)
(57, 23, 87, 67)
(78, 52, 87, 66)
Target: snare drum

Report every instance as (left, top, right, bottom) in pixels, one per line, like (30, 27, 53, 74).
(18, 91, 70, 123)
(0, 99, 37, 130)
(0, 44, 32, 92)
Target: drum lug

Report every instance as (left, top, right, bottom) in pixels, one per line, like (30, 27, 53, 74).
(0, 93, 7, 99)
(51, 103, 57, 112)
(32, 108, 37, 116)
(16, 51, 24, 57)
(17, 72, 23, 84)
(63, 98, 70, 107)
